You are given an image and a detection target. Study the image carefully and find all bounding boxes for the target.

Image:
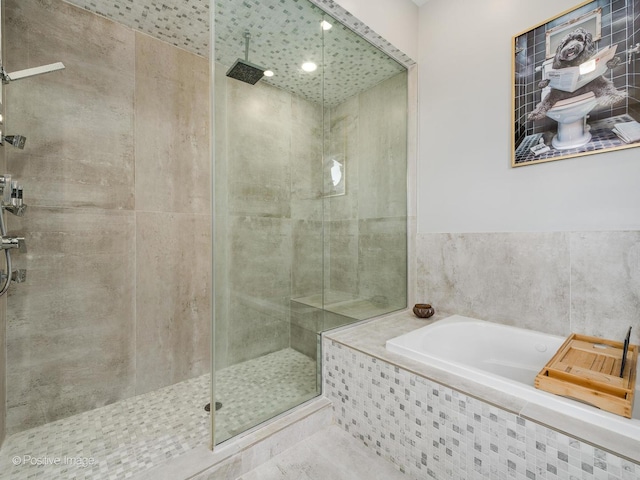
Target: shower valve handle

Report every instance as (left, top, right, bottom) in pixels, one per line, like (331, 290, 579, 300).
(0, 236, 25, 251)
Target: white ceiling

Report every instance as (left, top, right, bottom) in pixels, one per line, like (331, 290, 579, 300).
(412, 0, 429, 6)
(64, 0, 405, 105)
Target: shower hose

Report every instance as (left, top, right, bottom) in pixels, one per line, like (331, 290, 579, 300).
(0, 208, 12, 296)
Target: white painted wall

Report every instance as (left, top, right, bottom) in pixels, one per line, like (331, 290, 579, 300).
(332, 0, 419, 61)
(418, 0, 640, 233)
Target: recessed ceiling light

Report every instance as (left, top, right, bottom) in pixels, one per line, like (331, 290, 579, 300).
(263, 70, 274, 77)
(301, 62, 317, 72)
(321, 20, 332, 31)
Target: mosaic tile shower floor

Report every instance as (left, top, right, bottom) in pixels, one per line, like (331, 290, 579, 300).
(0, 348, 317, 480)
(514, 114, 637, 164)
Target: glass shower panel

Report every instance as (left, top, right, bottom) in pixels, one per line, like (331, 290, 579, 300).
(213, 0, 407, 446)
(321, 19, 408, 330)
(213, 0, 325, 444)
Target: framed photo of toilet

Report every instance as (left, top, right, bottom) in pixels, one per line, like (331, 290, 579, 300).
(511, 0, 640, 167)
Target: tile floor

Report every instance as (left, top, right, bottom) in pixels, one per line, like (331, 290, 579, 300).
(0, 348, 317, 480)
(235, 425, 406, 480)
(215, 348, 318, 442)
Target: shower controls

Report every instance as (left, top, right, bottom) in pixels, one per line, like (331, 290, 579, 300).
(0, 176, 28, 216)
(11, 269, 26, 283)
(0, 173, 28, 297)
(5, 181, 27, 216)
(0, 269, 27, 285)
(0, 236, 25, 250)
(1, 134, 26, 149)
(0, 174, 10, 200)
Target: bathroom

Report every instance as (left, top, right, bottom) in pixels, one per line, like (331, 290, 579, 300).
(0, 0, 639, 479)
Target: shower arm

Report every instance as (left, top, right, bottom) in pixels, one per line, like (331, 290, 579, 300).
(244, 32, 251, 62)
(1, 62, 65, 84)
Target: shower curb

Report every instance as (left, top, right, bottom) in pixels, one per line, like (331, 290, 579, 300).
(131, 397, 334, 480)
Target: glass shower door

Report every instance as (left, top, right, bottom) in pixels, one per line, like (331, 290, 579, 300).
(320, 15, 408, 331)
(213, 0, 325, 443)
(212, 0, 408, 445)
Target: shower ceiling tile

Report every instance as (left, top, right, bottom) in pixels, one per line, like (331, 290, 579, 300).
(62, 0, 210, 55)
(62, 0, 406, 105)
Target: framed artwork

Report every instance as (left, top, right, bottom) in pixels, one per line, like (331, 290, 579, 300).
(512, 0, 640, 167)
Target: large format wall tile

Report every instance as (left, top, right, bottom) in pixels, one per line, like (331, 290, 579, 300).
(135, 33, 210, 214)
(325, 95, 359, 222)
(213, 64, 231, 370)
(327, 220, 359, 297)
(571, 231, 640, 344)
(4, 0, 135, 210)
(0, 295, 5, 447)
(227, 80, 292, 218)
(5, 207, 136, 433)
(0, 122, 5, 447)
(357, 217, 407, 309)
(357, 71, 407, 220)
(291, 96, 323, 204)
(3, 0, 212, 432)
(135, 212, 211, 395)
(417, 232, 571, 335)
(225, 215, 291, 364)
(292, 219, 323, 298)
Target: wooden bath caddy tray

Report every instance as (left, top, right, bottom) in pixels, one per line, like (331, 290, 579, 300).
(535, 333, 638, 418)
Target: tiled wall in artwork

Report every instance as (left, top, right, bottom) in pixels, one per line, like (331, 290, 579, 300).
(514, 0, 636, 146)
(323, 339, 640, 480)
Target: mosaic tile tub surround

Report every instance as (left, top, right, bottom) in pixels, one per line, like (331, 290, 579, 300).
(323, 338, 640, 480)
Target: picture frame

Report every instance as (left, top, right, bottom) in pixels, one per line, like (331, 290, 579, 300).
(512, 0, 640, 167)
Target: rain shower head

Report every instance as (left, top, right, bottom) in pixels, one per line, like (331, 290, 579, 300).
(226, 59, 267, 85)
(226, 32, 267, 85)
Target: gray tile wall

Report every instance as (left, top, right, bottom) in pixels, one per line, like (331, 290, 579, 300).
(290, 71, 408, 357)
(324, 338, 640, 480)
(0, 297, 3, 447)
(215, 67, 324, 368)
(134, 33, 211, 395)
(0, 67, 6, 449)
(0, 295, 4, 448)
(417, 231, 640, 345)
(216, 69, 408, 366)
(324, 71, 408, 305)
(3, 0, 210, 433)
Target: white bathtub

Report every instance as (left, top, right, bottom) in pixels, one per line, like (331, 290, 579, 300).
(386, 315, 640, 442)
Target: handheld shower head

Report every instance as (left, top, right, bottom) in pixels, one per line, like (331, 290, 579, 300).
(2, 135, 26, 149)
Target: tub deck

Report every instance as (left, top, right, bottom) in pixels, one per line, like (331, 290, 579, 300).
(323, 310, 640, 464)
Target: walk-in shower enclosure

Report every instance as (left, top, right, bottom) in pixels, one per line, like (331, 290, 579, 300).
(212, 0, 408, 444)
(0, 0, 408, 451)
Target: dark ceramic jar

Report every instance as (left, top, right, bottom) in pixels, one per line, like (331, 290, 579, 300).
(413, 303, 435, 318)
